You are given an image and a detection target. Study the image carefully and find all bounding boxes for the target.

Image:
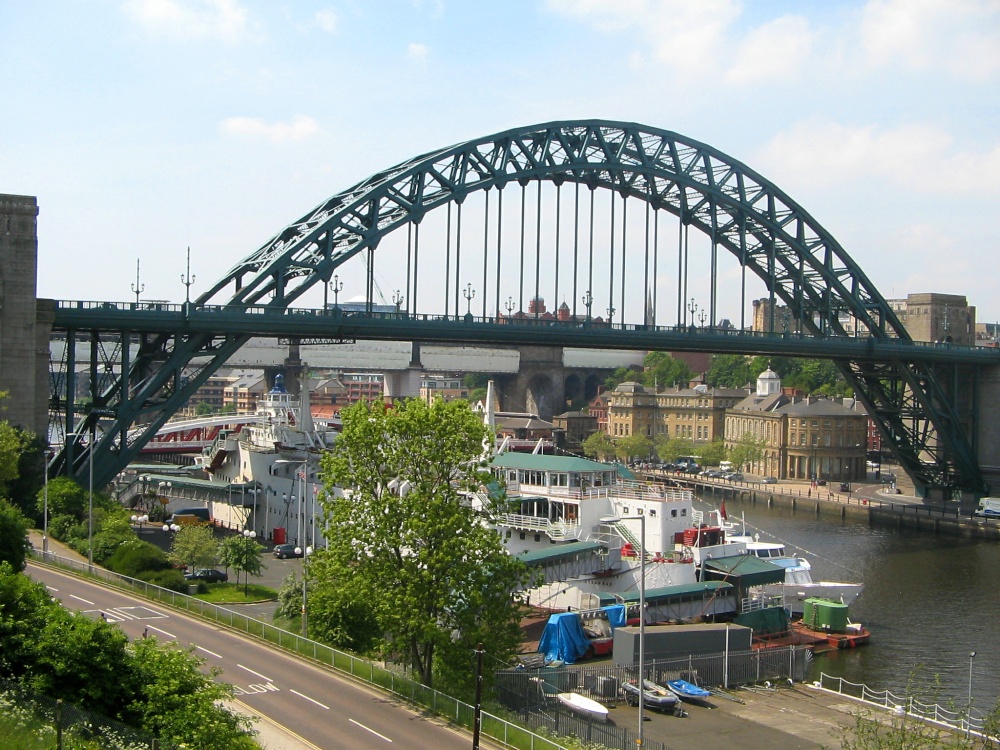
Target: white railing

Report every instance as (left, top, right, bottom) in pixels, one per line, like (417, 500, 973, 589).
(816, 672, 994, 740)
(492, 513, 582, 540)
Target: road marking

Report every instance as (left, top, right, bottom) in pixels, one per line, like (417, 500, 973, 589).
(197, 645, 222, 659)
(238, 664, 273, 683)
(289, 689, 329, 710)
(145, 625, 176, 638)
(70, 594, 93, 605)
(46, 585, 58, 592)
(115, 606, 167, 620)
(349, 718, 393, 742)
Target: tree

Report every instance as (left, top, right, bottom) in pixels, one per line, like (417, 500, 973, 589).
(319, 398, 527, 693)
(220, 534, 263, 594)
(696, 438, 728, 467)
(604, 366, 638, 391)
(617, 434, 653, 462)
(641, 352, 693, 390)
(36, 476, 89, 521)
(0, 499, 31, 572)
(582, 431, 616, 461)
(704, 354, 752, 389)
(128, 637, 257, 749)
(194, 401, 215, 416)
(729, 432, 766, 472)
(655, 436, 695, 464)
(168, 524, 220, 572)
(0, 562, 56, 679)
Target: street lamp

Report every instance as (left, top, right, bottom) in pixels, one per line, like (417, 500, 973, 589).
(66, 432, 95, 570)
(162, 522, 180, 533)
(968, 651, 976, 717)
(463, 283, 476, 316)
(130, 513, 149, 534)
(295, 544, 313, 636)
(330, 275, 343, 307)
(242, 529, 257, 595)
(275, 459, 308, 546)
(582, 290, 593, 320)
(42, 449, 53, 554)
(602, 513, 646, 746)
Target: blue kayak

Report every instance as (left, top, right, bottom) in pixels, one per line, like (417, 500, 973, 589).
(666, 679, 712, 703)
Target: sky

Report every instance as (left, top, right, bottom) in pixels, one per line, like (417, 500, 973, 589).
(3, 0, 999, 322)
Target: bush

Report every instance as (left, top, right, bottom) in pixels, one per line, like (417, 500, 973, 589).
(105, 542, 170, 579)
(136, 569, 187, 593)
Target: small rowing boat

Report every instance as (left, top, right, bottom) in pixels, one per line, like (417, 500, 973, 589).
(666, 679, 712, 703)
(555, 691, 610, 722)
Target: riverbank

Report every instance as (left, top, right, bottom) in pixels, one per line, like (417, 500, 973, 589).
(651, 474, 1000, 540)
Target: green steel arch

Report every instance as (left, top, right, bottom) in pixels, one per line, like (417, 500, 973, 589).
(56, 120, 984, 494)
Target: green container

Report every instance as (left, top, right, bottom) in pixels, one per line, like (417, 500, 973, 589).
(803, 598, 849, 632)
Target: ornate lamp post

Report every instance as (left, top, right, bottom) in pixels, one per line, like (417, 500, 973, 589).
(131, 258, 144, 305)
(392, 289, 404, 314)
(181, 246, 196, 305)
(330, 275, 343, 307)
(582, 290, 593, 320)
(463, 283, 476, 316)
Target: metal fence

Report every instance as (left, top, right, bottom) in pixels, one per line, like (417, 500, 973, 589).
(30, 550, 570, 750)
(495, 646, 811, 750)
(0, 675, 171, 750)
(816, 672, 995, 740)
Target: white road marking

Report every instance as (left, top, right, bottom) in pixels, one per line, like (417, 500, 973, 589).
(238, 664, 273, 682)
(46, 585, 58, 592)
(69, 594, 93, 605)
(114, 606, 167, 620)
(145, 625, 176, 638)
(197, 646, 222, 659)
(290, 689, 329, 710)
(349, 718, 393, 743)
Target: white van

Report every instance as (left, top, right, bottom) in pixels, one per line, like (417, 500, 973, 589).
(719, 461, 734, 473)
(974, 498, 1000, 518)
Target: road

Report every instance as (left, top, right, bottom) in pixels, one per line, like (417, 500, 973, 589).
(26, 563, 481, 750)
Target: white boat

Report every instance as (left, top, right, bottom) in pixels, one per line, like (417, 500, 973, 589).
(722, 517, 863, 614)
(554, 692, 610, 722)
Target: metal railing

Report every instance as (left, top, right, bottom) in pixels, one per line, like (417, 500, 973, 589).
(816, 672, 995, 740)
(30, 550, 570, 750)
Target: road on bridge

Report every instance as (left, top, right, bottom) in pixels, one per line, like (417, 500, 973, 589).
(26, 563, 487, 750)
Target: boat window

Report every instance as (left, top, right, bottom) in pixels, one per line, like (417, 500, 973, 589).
(648, 509, 656, 517)
(671, 509, 677, 517)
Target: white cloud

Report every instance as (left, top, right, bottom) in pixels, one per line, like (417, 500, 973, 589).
(122, 0, 257, 42)
(407, 42, 430, 62)
(725, 15, 813, 85)
(757, 119, 1000, 194)
(315, 8, 337, 33)
(860, 0, 1000, 79)
(219, 115, 320, 142)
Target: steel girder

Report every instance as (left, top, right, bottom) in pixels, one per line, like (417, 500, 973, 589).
(53, 120, 985, 493)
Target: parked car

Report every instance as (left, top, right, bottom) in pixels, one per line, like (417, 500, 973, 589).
(761, 476, 778, 484)
(273, 543, 303, 559)
(184, 568, 228, 583)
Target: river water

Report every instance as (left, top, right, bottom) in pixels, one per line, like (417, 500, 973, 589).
(694, 497, 1000, 713)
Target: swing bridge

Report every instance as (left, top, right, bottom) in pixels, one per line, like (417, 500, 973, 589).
(48, 120, 1000, 499)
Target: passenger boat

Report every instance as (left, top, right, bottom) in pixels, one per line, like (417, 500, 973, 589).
(666, 679, 712, 704)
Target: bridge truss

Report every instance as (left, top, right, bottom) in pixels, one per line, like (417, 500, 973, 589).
(50, 120, 995, 495)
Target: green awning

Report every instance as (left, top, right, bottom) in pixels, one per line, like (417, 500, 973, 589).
(595, 580, 734, 606)
(701, 555, 786, 587)
(515, 541, 604, 567)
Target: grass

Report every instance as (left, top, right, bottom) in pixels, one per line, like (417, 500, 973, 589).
(193, 582, 278, 603)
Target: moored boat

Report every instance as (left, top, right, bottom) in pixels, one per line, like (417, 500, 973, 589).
(621, 680, 681, 712)
(554, 691, 611, 722)
(666, 678, 712, 704)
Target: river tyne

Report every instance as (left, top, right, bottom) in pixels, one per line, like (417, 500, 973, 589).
(693, 495, 1000, 713)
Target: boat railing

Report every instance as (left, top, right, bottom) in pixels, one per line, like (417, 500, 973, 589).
(492, 513, 582, 540)
(508, 483, 691, 503)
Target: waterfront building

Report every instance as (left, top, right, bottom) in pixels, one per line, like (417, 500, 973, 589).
(606, 381, 746, 442)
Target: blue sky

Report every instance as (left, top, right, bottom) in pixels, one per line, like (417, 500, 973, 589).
(3, 1, 999, 322)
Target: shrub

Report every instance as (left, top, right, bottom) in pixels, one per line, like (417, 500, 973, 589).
(136, 569, 187, 593)
(105, 542, 170, 579)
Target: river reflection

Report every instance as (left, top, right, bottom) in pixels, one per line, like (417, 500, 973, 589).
(695, 497, 1000, 711)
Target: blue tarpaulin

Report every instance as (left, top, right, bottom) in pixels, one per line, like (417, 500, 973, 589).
(603, 604, 626, 629)
(537, 613, 591, 665)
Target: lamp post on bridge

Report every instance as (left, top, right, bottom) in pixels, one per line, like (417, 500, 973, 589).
(463, 283, 476, 317)
(582, 291, 593, 320)
(330, 275, 343, 308)
(181, 246, 196, 305)
(131, 258, 144, 305)
(504, 296, 515, 318)
(392, 289, 404, 315)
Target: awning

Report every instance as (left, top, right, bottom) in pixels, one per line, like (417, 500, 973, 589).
(701, 554, 786, 587)
(516, 541, 604, 567)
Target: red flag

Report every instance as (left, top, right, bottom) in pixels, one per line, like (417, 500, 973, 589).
(719, 500, 728, 520)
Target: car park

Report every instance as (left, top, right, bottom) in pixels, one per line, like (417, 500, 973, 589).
(184, 568, 228, 583)
(273, 543, 303, 559)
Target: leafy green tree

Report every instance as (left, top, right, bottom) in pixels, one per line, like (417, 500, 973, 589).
(319, 398, 527, 693)
(105, 541, 171, 578)
(168, 524, 220, 572)
(655, 436, 695, 464)
(582, 431, 616, 461)
(128, 637, 257, 749)
(7, 431, 46, 523)
(306, 567, 379, 654)
(0, 499, 30, 572)
(0, 394, 24, 492)
(640, 352, 693, 390)
(704, 354, 752, 389)
(220, 534, 263, 594)
(617, 434, 653, 462)
(696, 438, 728, 466)
(729, 432, 766, 472)
(36, 476, 88, 522)
(0, 562, 56, 679)
(604, 366, 638, 391)
(88, 512, 136, 564)
(194, 401, 215, 416)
